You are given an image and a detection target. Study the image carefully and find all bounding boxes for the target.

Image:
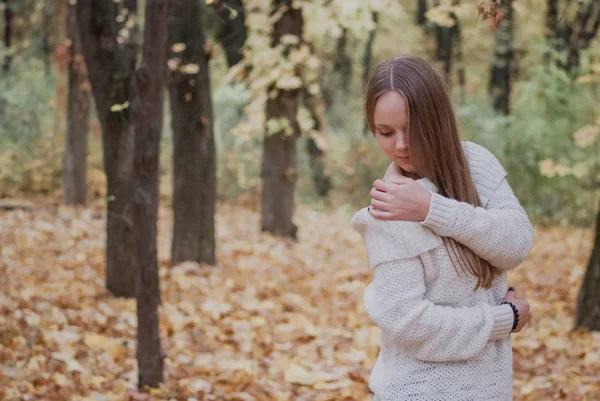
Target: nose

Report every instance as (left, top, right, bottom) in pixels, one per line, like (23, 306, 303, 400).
(395, 132, 408, 152)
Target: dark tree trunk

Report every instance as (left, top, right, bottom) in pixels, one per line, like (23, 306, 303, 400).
(215, 0, 247, 67)
(168, 0, 216, 266)
(575, 198, 600, 331)
(131, 0, 168, 389)
(64, 2, 91, 205)
(333, 27, 352, 93)
(435, 11, 460, 82)
(455, 21, 465, 101)
(2, 0, 12, 72)
(362, 12, 379, 91)
(551, 0, 600, 75)
(416, 0, 428, 26)
(363, 11, 379, 133)
(261, 0, 303, 239)
(303, 86, 331, 197)
(76, 1, 138, 297)
(489, 0, 513, 115)
(546, 0, 558, 41)
(42, 0, 52, 76)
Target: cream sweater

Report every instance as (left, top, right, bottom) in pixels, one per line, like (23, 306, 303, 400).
(351, 141, 534, 401)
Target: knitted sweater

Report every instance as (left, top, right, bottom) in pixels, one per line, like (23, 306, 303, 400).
(351, 141, 534, 401)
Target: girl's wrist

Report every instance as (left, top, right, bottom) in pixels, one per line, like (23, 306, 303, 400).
(501, 301, 520, 332)
(420, 192, 432, 221)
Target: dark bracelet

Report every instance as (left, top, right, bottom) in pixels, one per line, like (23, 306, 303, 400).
(502, 301, 519, 332)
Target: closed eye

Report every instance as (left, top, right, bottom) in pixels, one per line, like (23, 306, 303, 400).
(379, 131, 393, 136)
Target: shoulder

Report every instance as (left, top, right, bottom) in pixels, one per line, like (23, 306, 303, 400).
(351, 208, 443, 266)
(461, 141, 505, 171)
(460, 141, 508, 206)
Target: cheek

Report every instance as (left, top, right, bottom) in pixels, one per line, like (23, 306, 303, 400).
(375, 136, 394, 154)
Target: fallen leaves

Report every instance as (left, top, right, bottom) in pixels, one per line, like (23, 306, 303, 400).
(0, 201, 598, 400)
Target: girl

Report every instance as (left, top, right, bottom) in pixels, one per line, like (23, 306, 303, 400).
(351, 55, 534, 400)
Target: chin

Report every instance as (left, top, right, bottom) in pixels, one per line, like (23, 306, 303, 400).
(395, 161, 415, 173)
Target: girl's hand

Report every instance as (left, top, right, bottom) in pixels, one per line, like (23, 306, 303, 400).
(503, 288, 530, 333)
(369, 177, 432, 221)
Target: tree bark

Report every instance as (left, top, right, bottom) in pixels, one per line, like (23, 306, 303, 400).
(416, 0, 428, 26)
(42, 0, 52, 76)
(76, 1, 138, 297)
(131, 0, 168, 389)
(303, 86, 331, 197)
(362, 12, 379, 91)
(261, 0, 302, 239)
(333, 27, 352, 93)
(575, 197, 600, 331)
(64, 2, 91, 205)
(551, 0, 600, 75)
(215, 0, 247, 67)
(168, 0, 216, 266)
(2, 0, 12, 72)
(435, 11, 460, 82)
(363, 11, 379, 133)
(489, 0, 513, 115)
(545, 0, 558, 41)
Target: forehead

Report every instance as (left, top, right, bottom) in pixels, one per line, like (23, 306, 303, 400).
(373, 91, 408, 126)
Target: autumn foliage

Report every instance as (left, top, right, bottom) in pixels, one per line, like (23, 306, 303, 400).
(1, 201, 599, 400)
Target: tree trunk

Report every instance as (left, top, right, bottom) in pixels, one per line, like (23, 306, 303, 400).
(363, 12, 379, 91)
(42, 0, 52, 76)
(261, 0, 302, 239)
(215, 0, 247, 67)
(64, 2, 91, 205)
(303, 86, 331, 197)
(545, 0, 558, 40)
(76, 1, 138, 297)
(168, 0, 216, 266)
(416, 0, 428, 26)
(131, 0, 168, 389)
(363, 11, 379, 133)
(435, 11, 460, 82)
(575, 198, 600, 331)
(333, 27, 352, 93)
(551, 1, 600, 75)
(2, 0, 12, 72)
(455, 20, 465, 101)
(489, 0, 513, 115)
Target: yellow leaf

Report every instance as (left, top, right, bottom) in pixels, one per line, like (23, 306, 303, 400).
(573, 124, 599, 147)
(109, 101, 129, 112)
(547, 336, 568, 350)
(171, 43, 186, 53)
(180, 63, 200, 75)
(284, 364, 317, 385)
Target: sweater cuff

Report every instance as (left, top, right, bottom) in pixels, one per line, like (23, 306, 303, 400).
(489, 304, 515, 341)
(421, 192, 456, 233)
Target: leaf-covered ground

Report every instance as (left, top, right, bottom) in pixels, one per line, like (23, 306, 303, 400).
(1, 200, 599, 401)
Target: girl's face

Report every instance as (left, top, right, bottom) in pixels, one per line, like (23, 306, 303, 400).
(372, 91, 415, 173)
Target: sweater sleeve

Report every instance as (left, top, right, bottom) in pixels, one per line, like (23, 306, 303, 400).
(364, 257, 515, 363)
(421, 178, 534, 270)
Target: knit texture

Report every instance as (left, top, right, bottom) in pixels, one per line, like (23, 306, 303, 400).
(351, 141, 534, 401)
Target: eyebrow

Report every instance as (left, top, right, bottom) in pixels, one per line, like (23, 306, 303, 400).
(375, 124, 392, 128)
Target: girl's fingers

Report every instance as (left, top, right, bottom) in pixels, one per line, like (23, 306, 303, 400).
(368, 208, 394, 220)
(370, 199, 388, 210)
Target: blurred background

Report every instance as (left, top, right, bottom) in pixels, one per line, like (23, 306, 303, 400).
(1, 0, 599, 400)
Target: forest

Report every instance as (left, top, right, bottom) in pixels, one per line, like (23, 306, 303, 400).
(1, 0, 600, 400)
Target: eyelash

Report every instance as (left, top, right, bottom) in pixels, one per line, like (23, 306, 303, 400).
(380, 131, 393, 136)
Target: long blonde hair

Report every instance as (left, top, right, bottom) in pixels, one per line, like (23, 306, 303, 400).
(365, 55, 501, 290)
